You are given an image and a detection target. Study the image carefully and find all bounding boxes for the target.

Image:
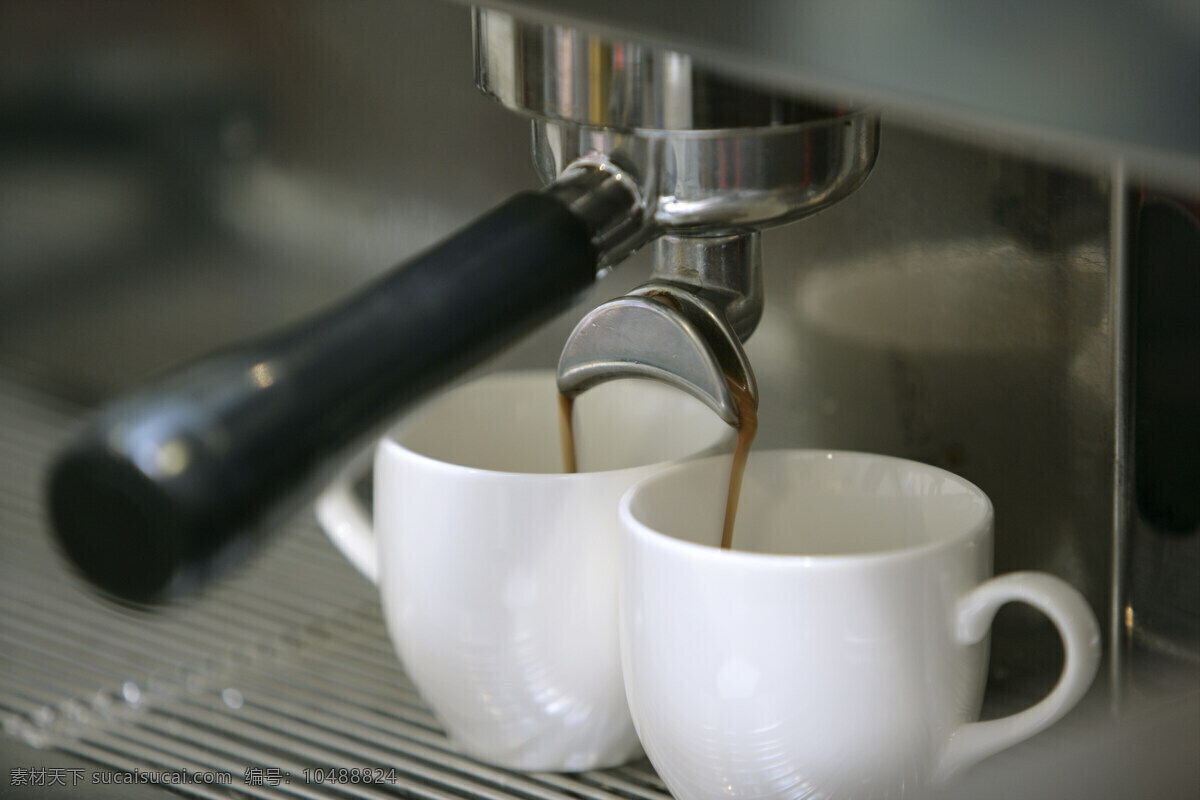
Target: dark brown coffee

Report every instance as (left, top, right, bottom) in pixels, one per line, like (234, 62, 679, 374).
(558, 375, 757, 550)
(720, 377, 758, 549)
(558, 391, 577, 475)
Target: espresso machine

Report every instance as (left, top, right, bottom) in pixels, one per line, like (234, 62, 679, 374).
(1, 1, 1196, 797)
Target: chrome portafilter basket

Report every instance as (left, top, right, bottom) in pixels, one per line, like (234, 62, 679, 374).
(475, 8, 879, 423)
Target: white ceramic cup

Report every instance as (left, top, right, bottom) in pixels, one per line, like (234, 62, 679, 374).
(315, 370, 733, 771)
(619, 449, 1101, 799)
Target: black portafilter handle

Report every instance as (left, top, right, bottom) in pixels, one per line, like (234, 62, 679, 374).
(46, 164, 645, 605)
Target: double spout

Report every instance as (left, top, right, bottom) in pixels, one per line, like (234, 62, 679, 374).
(558, 231, 762, 426)
(548, 154, 761, 425)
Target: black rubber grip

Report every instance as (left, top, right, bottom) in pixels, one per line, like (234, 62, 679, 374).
(47, 191, 598, 604)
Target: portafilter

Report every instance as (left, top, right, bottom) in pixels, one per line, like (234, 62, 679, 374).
(46, 8, 877, 604)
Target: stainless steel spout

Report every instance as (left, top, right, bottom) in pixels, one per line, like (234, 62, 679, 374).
(653, 232, 764, 342)
(557, 232, 760, 424)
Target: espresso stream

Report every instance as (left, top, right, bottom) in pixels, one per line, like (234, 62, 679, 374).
(719, 379, 758, 549)
(557, 392, 578, 476)
(557, 377, 757, 549)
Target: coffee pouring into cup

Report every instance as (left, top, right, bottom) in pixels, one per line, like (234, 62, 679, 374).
(316, 370, 734, 771)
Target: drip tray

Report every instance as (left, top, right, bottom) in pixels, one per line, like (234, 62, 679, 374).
(0, 375, 669, 799)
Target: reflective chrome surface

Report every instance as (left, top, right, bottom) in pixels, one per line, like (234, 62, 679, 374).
(558, 233, 761, 424)
(475, 8, 879, 231)
(653, 232, 763, 341)
(558, 286, 757, 426)
(474, 7, 843, 131)
(533, 115, 879, 230)
(542, 155, 649, 268)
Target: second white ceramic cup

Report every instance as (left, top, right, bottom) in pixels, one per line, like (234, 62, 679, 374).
(316, 370, 732, 771)
(619, 450, 1101, 799)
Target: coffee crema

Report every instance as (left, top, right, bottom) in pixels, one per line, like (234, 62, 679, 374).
(557, 375, 757, 550)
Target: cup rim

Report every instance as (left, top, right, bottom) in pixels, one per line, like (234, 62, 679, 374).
(379, 433, 733, 482)
(619, 448, 994, 568)
(377, 370, 733, 480)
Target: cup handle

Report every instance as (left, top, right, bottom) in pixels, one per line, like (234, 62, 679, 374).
(314, 447, 379, 585)
(933, 571, 1101, 783)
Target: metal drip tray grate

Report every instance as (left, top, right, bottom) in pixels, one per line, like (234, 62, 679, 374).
(0, 375, 669, 799)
